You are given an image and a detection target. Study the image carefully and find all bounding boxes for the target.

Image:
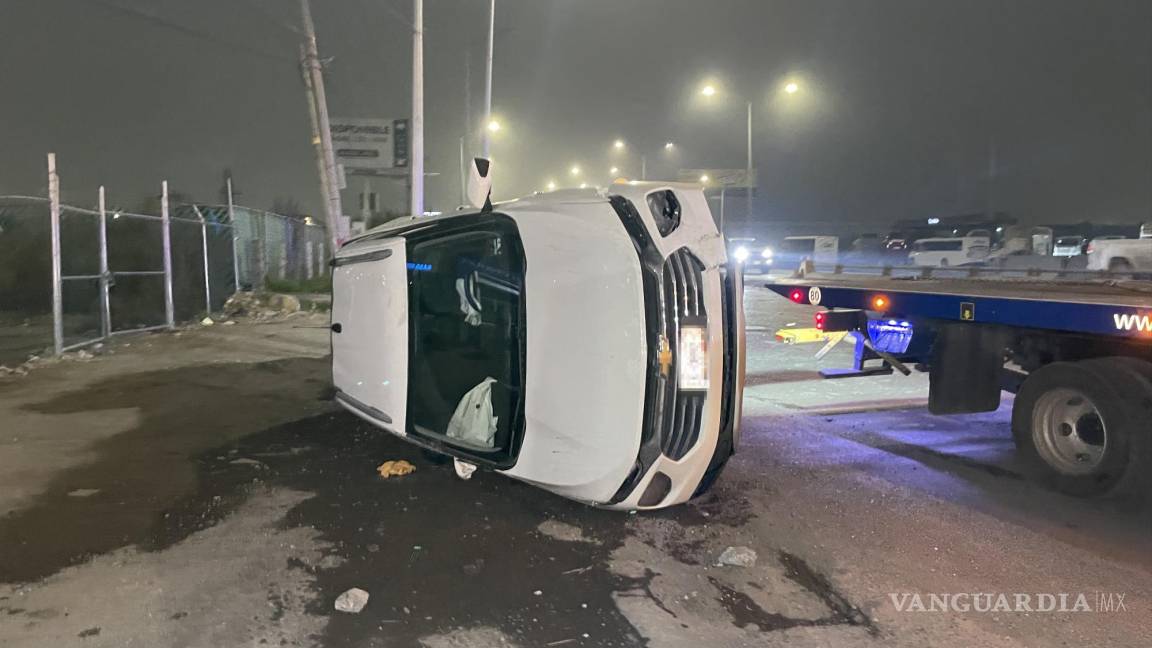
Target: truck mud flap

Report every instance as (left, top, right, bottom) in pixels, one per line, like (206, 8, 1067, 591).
(928, 323, 1009, 415)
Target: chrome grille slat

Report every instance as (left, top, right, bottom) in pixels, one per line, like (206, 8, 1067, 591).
(657, 248, 707, 461)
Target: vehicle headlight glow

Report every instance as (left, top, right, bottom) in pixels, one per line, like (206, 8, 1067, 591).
(761, 247, 773, 259)
(678, 325, 709, 390)
(733, 246, 750, 263)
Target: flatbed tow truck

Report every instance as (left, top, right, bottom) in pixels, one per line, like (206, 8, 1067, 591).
(765, 273, 1152, 498)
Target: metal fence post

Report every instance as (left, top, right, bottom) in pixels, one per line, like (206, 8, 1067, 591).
(193, 206, 212, 315)
(161, 181, 175, 329)
(97, 186, 112, 339)
(227, 178, 240, 292)
(48, 153, 64, 356)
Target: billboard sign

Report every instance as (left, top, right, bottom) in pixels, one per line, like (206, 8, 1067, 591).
(677, 168, 757, 189)
(330, 118, 409, 172)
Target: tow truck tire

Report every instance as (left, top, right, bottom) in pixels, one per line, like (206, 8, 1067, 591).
(1012, 360, 1152, 497)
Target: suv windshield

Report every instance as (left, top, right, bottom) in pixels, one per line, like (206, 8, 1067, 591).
(405, 217, 526, 466)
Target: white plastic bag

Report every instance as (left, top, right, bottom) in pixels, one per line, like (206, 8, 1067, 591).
(446, 377, 499, 447)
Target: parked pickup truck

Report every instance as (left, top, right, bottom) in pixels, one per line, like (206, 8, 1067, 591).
(330, 162, 746, 510)
(1086, 237, 1152, 272)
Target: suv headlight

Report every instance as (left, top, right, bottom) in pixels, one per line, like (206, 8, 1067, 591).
(733, 246, 750, 263)
(761, 247, 773, 259)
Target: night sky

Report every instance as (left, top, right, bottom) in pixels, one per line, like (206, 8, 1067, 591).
(1, 0, 1149, 236)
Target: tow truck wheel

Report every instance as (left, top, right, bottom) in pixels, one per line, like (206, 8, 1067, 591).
(1012, 361, 1152, 497)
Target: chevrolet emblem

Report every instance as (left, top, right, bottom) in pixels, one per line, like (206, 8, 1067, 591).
(658, 334, 673, 377)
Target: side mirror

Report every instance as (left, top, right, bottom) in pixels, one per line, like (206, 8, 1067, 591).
(467, 158, 493, 211)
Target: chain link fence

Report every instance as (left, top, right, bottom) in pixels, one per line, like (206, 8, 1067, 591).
(0, 159, 330, 364)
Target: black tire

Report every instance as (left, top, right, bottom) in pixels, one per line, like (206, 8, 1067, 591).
(1012, 360, 1152, 497)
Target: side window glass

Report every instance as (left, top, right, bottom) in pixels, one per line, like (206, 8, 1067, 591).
(646, 190, 681, 237)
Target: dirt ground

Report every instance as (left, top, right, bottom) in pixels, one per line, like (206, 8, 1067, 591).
(1, 289, 1149, 647)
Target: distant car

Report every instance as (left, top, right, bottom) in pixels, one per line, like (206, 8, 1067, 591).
(1053, 236, 1087, 257)
(331, 175, 745, 510)
(908, 236, 990, 267)
(728, 237, 773, 273)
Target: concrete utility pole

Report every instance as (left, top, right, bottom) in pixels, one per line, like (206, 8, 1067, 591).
(299, 0, 343, 253)
(411, 0, 425, 217)
(299, 43, 335, 243)
(481, 0, 495, 157)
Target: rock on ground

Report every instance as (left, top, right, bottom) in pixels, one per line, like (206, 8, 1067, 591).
(334, 587, 370, 613)
(716, 545, 758, 567)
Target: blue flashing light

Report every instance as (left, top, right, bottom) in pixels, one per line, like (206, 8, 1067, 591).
(406, 262, 433, 271)
(868, 319, 914, 355)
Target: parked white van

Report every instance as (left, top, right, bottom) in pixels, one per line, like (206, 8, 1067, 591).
(775, 236, 838, 270)
(908, 236, 990, 267)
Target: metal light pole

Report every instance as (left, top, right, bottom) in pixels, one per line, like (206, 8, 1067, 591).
(746, 100, 753, 223)
(411, 0, 425, 217)
(481, 0, 495, 157)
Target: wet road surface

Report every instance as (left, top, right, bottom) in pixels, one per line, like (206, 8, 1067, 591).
(0, 294, 1149, 647)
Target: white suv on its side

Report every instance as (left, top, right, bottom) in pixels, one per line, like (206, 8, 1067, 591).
(330, 179, 745, 510)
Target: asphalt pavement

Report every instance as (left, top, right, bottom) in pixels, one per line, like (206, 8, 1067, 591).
(0, 285, 1148, 647)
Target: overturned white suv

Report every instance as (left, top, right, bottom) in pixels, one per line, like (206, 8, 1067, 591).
(331, 170, 745, 510)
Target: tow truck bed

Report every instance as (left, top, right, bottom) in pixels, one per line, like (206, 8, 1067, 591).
(766, 275, 1152, 339)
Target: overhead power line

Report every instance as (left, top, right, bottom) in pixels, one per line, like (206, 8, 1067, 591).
(89, 0, 297, 63)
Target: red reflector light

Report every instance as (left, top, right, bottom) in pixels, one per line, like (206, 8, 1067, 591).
(815, 311, 825, 330)
(790, 289, 805, 303)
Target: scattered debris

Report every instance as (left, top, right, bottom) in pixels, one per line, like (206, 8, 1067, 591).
(561, 565, 592, 576)
(533, 590, 543, 596)
(537, 520, 598, 544)
(66, 489, 101, 498)
(77, 627, 100, 638)
(334, 587, 370, 614)
(453, 458, 477, 480)
(200, 316, 215, 326)
(377, 460, 416, 479)
(229, 457, 266, 469)
(222, 292, 302, 319)
(717, 546, 758, 567)
(317, 554, 345, 570)
(222, 320, 237, 326)
(462, 558, 485, 576)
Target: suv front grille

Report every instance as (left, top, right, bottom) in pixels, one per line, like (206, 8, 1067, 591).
(657, 248, 706, 460)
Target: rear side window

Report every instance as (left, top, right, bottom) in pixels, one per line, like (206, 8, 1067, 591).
(646, 190, 681, 236)
(915, 240, 963, 252)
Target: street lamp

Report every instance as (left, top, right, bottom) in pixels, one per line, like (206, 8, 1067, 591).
(699, 174, 710, 183)
(610, 166, 619, 175)
(613, 139, 625, 150)
(664, 141, 675, 150)
(696, 77, 802, 224)
(546, 180, 556, 191)
(570, 165, 581, 176)
(487, 119, 501, 132)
